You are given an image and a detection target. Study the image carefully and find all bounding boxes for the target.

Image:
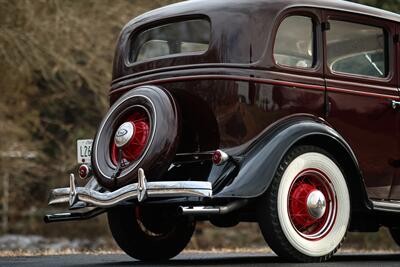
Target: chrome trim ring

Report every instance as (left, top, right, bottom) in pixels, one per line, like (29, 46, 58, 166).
(93, 92, 157, 180)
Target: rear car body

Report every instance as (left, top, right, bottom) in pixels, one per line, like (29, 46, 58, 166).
(46, 0, 400, 262)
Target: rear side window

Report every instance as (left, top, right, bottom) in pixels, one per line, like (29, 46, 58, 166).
(130, 19, 210, 63)
(327, 20, 387, 78)
(274, 16, 314, 69)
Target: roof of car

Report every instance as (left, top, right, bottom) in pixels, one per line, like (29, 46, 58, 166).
(128, 0, 400, 26)
(289, 0, 400, 22)
(113, 0, 400, 80)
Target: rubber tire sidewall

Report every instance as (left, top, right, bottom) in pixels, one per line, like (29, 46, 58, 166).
(92, 85, 180, 189)
(107, 206, 195, 261)
(389, 227, 400, 247)
(257, 145, 350, 262)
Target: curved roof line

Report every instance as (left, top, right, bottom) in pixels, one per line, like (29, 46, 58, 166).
(142, 0, 400, 23)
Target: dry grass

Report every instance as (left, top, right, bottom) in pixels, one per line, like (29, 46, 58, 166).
(0, 0, 180, 236)
(0, 247, 270, 257)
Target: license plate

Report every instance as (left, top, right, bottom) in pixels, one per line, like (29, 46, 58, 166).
(77, 139, 93, 164)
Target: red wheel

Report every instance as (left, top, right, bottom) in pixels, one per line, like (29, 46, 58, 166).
(288, 169, 336, 240)
(91, 86, 180, 189)
(257, 146, 349, 262)
(110, 109, 150, 166)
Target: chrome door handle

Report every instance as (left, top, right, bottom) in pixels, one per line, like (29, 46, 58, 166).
(392, 100, 400, 109)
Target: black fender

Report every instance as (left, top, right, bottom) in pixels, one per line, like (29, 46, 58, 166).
(213, 114, 368, 207)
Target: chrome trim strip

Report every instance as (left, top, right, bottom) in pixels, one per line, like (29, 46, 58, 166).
(110, 74, 326, 97)
(371, 200, 400, 213)
(48, 169, 212, 208)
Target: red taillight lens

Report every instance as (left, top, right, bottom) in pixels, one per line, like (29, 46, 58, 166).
(78, 164, 91, 179)
(212, 149, 229, 165)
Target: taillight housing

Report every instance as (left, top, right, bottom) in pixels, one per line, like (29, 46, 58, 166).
(212, 149, 229, 165)
(78, 164, 92, 180)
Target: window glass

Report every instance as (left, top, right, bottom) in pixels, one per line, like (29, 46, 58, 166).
(327, 20, 387, 78)
(274, 16, 314, 68)
(131, 19, 210, 63)
(136, 40, 170, 62)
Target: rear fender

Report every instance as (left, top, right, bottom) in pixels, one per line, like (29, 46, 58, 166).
(214, 115, 367, 205)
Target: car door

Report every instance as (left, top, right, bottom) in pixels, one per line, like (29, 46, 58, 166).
(322, 10, 400, 200)
(388, 23, 400, 200)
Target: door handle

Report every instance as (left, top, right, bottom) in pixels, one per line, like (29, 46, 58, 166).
(392, 100, 400, 109)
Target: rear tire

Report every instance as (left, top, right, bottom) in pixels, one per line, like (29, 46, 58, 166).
(257, 145, 350, 262)
(389, 227, 400, 247)
(108, 206, 195, 261)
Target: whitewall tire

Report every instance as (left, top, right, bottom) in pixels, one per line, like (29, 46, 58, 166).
(257, 145, 350, 262)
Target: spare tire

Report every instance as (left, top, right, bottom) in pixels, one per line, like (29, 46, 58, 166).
(91, 85, 180, 190)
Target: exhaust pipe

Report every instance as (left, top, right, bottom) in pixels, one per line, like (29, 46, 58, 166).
(44, 208, 105, 223)
(179, 199, 248, 215)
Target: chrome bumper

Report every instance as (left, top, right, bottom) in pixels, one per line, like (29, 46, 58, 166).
(48, 168, 213, 209)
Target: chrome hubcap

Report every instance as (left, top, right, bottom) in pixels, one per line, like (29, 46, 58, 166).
(306, 190, 326, 219)
(114, 122, 135, 148)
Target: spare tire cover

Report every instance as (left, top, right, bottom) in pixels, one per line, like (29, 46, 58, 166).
(91, 85, 180, 190)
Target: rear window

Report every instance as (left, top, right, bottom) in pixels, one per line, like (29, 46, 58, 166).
(130, 19, 210, 63)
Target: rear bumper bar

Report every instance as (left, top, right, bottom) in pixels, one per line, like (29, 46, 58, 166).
(48, 168, 213, 209)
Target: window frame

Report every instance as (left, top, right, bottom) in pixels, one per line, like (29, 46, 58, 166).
(273, 15, 316, 70)
(323, 11, 395, 83)
(125, 16, 211, 66)
(326, 19, 389, 80)
(272, 10, 322, 74)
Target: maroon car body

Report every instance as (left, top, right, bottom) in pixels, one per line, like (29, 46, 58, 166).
(46, 0, 400, 262)
(110, 0, 400, 200)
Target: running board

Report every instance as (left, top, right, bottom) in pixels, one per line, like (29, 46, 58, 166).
(371, 200, 400, 213)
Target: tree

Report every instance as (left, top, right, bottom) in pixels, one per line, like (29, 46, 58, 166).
(350, 0, 400, 12)
(0, 0, 179, 235)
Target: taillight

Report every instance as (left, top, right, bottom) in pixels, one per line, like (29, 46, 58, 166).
(212, 149, 229, 165)
(78, 164, 91, 180)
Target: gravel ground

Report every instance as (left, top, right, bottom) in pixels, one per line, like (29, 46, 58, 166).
(0, 234, 398, 257)
(0, 235, 114, 254)
(2, 252, 400, 267)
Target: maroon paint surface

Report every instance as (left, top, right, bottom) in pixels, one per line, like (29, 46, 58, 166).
(109, 0, 400, 200)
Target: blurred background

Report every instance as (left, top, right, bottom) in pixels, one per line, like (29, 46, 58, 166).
(0, 0, 399, 254)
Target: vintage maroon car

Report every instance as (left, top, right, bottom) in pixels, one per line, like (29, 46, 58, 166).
(45, 0, 400, 262)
